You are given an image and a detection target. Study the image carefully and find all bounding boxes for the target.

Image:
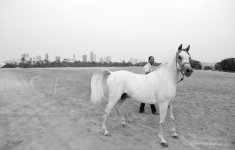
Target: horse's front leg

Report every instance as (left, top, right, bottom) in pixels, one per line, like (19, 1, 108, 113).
(169, 102, 179, 139)
(158, 102, 169, 147)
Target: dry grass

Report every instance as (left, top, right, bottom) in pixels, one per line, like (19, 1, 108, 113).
(0, 67, 234, 150)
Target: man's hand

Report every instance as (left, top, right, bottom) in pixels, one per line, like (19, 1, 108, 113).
(145, 71, 150, 74)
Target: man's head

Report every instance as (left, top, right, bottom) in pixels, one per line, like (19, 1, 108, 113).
(148, 56, 154, 65)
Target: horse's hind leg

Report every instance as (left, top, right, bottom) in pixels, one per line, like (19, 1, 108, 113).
(102, 92, 122, 136)
(102, 106, 112, 136)
(169, 102, 178, 139)
(158, 102, 169, 147)
(115, 94, 128, 127)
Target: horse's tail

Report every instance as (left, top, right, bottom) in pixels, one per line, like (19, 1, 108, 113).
(91, 69, 111, 104)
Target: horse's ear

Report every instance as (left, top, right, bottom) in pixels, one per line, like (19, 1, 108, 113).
(186, 45, 190, 52)
(178, 44, 182, 51)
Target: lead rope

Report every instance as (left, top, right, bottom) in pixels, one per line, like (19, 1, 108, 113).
(177, 71, 184, 83)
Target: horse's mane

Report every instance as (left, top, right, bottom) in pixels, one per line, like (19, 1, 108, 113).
(156, 55, 175, 70)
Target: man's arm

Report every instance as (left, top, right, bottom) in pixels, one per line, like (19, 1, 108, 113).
(144, 65, 151, 74)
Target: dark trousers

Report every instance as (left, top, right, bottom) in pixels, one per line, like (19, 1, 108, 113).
(139, 102, 156, 113)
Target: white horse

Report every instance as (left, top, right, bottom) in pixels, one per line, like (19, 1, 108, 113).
(90, 44, 193, 147)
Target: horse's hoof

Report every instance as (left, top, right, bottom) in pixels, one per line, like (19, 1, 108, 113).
(161, 142, 168, 147)
(172, 135, 179, 139)
(152, 111, 160, 115)
(104, 131, 111, 136)
(121, 122, 126, 127)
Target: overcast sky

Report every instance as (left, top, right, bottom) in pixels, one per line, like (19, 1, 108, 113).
(0, 0, 235, 63)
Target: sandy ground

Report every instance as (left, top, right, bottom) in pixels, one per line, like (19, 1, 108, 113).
(0, 67, 234, 150)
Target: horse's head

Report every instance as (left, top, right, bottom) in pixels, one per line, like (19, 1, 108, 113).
(176, 44, 193, 77)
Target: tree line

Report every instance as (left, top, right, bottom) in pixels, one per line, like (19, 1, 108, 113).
(190, 58, 235, 72)
(215, 58, 235, 72)
(2, 58, 235, 72)
(16, 60, 161, 68)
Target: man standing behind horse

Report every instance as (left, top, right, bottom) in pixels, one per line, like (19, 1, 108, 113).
(139, 56, 159, 115)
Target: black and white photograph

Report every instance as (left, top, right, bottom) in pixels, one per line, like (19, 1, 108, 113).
(0, 0, 234, 150)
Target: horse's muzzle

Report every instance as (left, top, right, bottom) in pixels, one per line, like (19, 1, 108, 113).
(185, 67, 193, 77)
(182, 63, 193, 77)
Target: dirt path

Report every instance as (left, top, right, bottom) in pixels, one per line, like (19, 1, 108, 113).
(0, 68, 234, 150)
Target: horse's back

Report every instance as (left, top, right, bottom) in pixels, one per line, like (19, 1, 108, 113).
(107, 70, 142, 86)
(106, 69, 176, 103)
(107, 70, 156, 102)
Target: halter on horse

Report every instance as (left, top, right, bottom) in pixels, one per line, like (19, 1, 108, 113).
(176, 44, 192, 83)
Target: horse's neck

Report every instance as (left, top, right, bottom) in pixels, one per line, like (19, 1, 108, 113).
(166, 55, 180, 83)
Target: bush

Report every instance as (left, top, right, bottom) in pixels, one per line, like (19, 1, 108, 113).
(214, 62, 222, 71)
(1, 63, 16, 68)
(220, 58, 235, 72)
(204, 66, 213, 70)
(190, 59, 202, 70)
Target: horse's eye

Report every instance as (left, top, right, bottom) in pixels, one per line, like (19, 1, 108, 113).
(178, 56, 182, 60)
